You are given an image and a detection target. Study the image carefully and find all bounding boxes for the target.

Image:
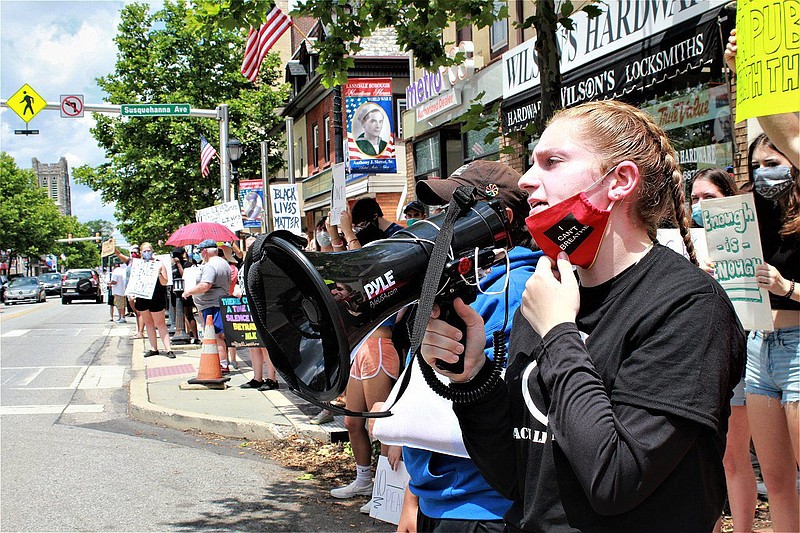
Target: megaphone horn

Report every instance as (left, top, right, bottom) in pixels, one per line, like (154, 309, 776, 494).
(245, 199, 512, 402)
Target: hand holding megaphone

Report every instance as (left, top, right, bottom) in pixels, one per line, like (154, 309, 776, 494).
(421, 297, 488, 383)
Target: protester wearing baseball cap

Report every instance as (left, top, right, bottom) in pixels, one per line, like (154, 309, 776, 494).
(417, 159, 533, 249)
(388, 160, 541, 531)
(403, 200, 426, 226)
(182, 239, 233, 372)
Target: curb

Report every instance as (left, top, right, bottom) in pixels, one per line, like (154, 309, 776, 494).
(127, 338, 334, 442)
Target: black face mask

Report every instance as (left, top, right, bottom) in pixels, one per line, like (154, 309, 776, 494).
(356, 223, 385, 246)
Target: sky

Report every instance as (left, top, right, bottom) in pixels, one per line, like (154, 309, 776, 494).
(1, 0, 163, 243)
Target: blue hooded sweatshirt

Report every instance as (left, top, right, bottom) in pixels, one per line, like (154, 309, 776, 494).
(403, 246, 541, 520)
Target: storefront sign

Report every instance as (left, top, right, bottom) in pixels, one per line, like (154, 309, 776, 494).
(415, 89, 461, 121)
(501, 6, 723, 133)
(503, 0, 726, 99)
(735, 0, 800, 122)
(345, 78, 397, 174)
(406, 41, 475, 109)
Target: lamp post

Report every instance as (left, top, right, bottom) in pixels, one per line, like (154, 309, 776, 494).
(228, 138, 243, 191)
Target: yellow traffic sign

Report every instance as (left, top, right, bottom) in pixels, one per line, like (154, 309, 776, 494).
(7, 84, 47, 122)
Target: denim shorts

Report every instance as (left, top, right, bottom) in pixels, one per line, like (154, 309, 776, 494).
(745, 325, 800, 404)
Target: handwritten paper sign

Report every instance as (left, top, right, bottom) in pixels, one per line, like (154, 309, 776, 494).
(701, 193, 773, 331)
(367, 456, 410, 525)
(735, 0, 800, 122)
(656, 228, 709, 264)
(269, 184, 302, 235)
(196, 201, 245, 232)
(124, 258, 160, 299)
(220, 296, 264, 348)
(182, 265, 200, 293)
(330, 162, 347, 225)
(101, 237, 116, 258)
(154, 254, 173, 285)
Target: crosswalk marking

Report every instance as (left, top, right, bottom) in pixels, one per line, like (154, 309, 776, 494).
(1, 327, 133, 338)
(1, 329, 30, 337)
(0, 404, 105, 415)
(78, 365, 125, 389)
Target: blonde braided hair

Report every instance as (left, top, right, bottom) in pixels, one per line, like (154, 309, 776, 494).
(550, 100, 698, 266)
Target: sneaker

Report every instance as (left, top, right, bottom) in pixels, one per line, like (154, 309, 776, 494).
(240, 379, 264, 389)
(144, 350, 159, 357)
(230, 361, 239, 370)
(310, 411, 334, 425)
(220, 366, 230, 374)
(259, 379, 279, 391)
(330, 480, 373, 499)
(165, 351, 176, 359)
(117, 318, 127, 324)
(360, 500, 373, 514)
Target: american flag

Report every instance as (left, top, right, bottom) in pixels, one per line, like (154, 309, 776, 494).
(240, 6, 292, 83)
(200, 134, 217, 177)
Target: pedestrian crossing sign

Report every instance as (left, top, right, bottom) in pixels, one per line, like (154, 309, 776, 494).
(7, 84, 47, 122)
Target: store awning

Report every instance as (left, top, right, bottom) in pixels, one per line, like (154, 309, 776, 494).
(501, 6, 729, 134)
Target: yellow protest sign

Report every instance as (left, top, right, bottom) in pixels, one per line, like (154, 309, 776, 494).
(735, 0, 800, 122)
(7, 84, 47, 122)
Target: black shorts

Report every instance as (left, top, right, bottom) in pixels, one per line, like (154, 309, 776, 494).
(134, 296, 166, 313)
(107, 288, 114, 306)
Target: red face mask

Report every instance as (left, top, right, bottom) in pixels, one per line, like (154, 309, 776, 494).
(525, 167, 617, 269)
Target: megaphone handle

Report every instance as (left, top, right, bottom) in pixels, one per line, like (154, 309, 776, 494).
(434, 301, 468, 374)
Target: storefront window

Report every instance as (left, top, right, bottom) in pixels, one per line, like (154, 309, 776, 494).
(414, 135, 441, 178)
(464, 125, 501, 162)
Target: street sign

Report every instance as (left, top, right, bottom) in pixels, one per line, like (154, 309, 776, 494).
(60, 94, 84, 118)
(14, 129, 39, 135)
(120, 103, 191, 117)
(7, 84, 47, 122)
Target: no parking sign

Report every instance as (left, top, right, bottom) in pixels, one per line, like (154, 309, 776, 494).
(60, 94, 84, 118)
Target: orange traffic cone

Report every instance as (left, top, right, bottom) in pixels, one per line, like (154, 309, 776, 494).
(188, 314, 231, 385)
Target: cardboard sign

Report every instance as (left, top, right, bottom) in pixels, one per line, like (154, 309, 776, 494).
(330, 162, 347, 225)
(196, 201, 245, 232)
(701, 193, 773, 331)
(367, 456, 410, 525)
(101, 237, 116, 258)
(656, 228, 709, 265)
(220, 296, 264, 347)
(124, 258, 161, 299)
(735, 0, 800, 122)
(269, 184, 302, 235)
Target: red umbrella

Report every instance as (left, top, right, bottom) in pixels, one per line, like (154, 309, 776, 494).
(165, 222, 238, 247)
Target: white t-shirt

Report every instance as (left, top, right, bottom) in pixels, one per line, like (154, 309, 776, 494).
(110, 265, 128, 296)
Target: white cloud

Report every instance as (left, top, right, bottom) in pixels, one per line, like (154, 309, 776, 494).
(1, 1, 162, 226)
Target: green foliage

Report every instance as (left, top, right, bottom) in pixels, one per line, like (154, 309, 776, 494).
(84, 219, 116, 240)
(79, 0, 290, 245)
(58, 216, 101, 269)
(188, 0, 502, 88)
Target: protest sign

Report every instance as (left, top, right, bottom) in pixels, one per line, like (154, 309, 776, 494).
(124, 258, 160, 299)
(101, 237, 116, 258)
(269, 184, 302, 235)
(701, 193, 773, 331)
(220, 296, 264, 347)
(239, 180, 265, 229)
(656, 228, 709, 264)
(154, 254, 173, 285)
(330, 162, 347, 225)
(182, 265, 200, 293)
(196, 201, 245, 232)
(367, 456, 410, 525)
(735, 0, 800, 122)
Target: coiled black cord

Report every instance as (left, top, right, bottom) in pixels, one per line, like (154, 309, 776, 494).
(416, 329, 506, 403)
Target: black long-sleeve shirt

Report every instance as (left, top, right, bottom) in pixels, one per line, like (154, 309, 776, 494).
(454, 245, 745, 532)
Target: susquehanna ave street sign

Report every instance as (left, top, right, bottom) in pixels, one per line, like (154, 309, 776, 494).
(120, 103, 190, 116)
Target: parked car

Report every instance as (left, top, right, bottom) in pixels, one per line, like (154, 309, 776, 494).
(0, 275, 7, 303)
(4, 276, 46, 304)
(61, 269, 103, 304)
(37, 272, 62, 295)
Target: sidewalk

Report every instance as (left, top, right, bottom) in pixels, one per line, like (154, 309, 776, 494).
(127, 336, 347, 442)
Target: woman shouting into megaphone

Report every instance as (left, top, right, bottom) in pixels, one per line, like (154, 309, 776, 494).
(420, 100, 745, 532)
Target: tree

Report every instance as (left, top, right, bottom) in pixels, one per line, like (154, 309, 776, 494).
(0, 152, 65, 260)
(85, 219, 116, 241)
(57, 217, 101, 270)
(76, 1, 290, 246)
(188, 0, 602, 143)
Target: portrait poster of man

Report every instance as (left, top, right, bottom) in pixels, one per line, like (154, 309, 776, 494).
(344, 78, 396, 174)
(238, 179, 265, 229)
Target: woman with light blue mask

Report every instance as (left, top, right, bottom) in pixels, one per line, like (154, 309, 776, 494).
(691, 168, 756, 531)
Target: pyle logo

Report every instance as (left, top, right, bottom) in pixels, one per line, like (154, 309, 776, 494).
(364, 270, 396, 300)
